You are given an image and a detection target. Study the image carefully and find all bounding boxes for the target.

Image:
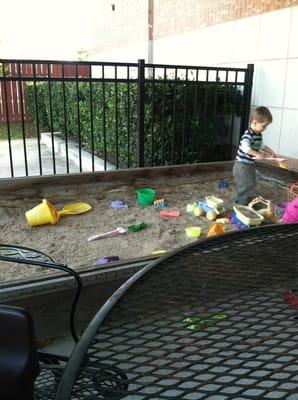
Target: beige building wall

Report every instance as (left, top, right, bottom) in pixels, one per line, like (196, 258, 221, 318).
(89, 0, 298, 158)
(88, 0, 148, 61)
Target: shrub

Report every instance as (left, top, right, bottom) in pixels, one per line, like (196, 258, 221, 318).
(26, 79, 242, 168)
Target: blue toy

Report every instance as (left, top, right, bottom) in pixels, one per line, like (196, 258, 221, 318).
(154, 202, 168, 209)
(218, 179, 229, 189)
(197, 200, 214, 213)
(110, 200, 128, 209)
(229, 212, 248, 230)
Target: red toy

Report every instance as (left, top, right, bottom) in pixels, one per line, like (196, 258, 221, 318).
(160, 210, 181, 217)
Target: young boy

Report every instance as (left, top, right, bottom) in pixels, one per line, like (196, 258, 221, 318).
(233, 106, 276, 205)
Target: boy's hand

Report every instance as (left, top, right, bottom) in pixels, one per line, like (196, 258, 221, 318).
(270, 150, 277, 158)
(265, 150, 277, 158)
(263, 146, 277, 158)
(253, 153, 265, 160)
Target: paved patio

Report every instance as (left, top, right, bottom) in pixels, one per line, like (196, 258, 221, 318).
(0, 133, 115, 178)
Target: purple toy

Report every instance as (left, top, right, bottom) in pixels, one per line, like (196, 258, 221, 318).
(229, 212, 248, 230)
(98, 256, 120, 265)
(110, 200, 128, 209)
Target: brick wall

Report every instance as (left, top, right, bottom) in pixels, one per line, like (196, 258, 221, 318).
(153, 0, 298, 39)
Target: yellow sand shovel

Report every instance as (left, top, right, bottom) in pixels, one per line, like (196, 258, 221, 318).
(57, 202, 92, 217)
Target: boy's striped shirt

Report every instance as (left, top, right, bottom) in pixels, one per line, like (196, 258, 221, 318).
(235, 128, 263, 164)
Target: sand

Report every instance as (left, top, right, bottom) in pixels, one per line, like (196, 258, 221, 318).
(0, 174, 286, 283)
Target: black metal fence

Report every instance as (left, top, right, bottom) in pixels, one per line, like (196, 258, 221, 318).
(0, 59, 253, 178)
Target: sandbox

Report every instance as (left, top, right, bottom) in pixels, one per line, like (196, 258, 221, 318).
(0, 161, 295, 285)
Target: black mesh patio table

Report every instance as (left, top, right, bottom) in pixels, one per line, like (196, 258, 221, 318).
(56, 223, 298, 400)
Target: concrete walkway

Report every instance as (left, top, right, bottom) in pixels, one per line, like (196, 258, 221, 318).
(0, 132, 115, 178)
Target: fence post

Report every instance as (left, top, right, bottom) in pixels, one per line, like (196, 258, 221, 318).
(240, 63, 254, 135)
(137, 59, 145, 167)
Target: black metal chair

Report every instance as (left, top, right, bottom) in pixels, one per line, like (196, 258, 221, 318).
(1, 223, 298, 399)
(52, 223, 298, 400)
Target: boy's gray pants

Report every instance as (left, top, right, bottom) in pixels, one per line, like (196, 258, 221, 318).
(233, 161, 256, 205)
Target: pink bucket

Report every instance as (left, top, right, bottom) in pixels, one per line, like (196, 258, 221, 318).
(282, 198, 298, 223)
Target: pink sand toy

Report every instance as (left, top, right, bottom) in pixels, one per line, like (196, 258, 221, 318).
(265, 157, 286, 162)
(282, 198, 298, 223)
(160, 210, 181, 217)
(88, 226, 127, 242)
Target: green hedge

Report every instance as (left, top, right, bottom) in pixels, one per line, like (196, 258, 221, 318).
(26, 80, 242, 168)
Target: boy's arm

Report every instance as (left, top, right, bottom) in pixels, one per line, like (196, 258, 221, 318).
(247, 148, 264, 160)
(262, 145, 277, 157)
(241, 137, 265, 160)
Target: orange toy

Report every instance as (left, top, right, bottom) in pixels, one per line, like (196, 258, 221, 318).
(207, 222, 225, 237)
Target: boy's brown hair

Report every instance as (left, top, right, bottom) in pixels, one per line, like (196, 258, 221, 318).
(249, 106, 273, 123)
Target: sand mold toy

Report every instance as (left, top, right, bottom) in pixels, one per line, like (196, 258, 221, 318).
(160, 210, 181, 217)
(229, 212, 248, 230)
(97, 256, 120, 265)
(233, 205, 264, 226)
(185, 226, 201, 238)
(218, 179, 229, 189)
(207, 222, 225, 237)
(154, 199, 168, 208)
(248, 196, 280, 223)
(155, 203, 168, 209)
(154, 198, 165, 205)
(110, 200, 128, 209)
(26, 199, 92, 227)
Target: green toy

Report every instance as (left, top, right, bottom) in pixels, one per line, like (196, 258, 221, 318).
(128, 221, 148, 232)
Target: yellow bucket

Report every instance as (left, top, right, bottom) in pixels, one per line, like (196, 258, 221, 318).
(26, 199, 60, 227)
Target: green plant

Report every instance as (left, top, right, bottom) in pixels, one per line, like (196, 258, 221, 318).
(25, 79, 242, 168)
(0, 122, 38, 140)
